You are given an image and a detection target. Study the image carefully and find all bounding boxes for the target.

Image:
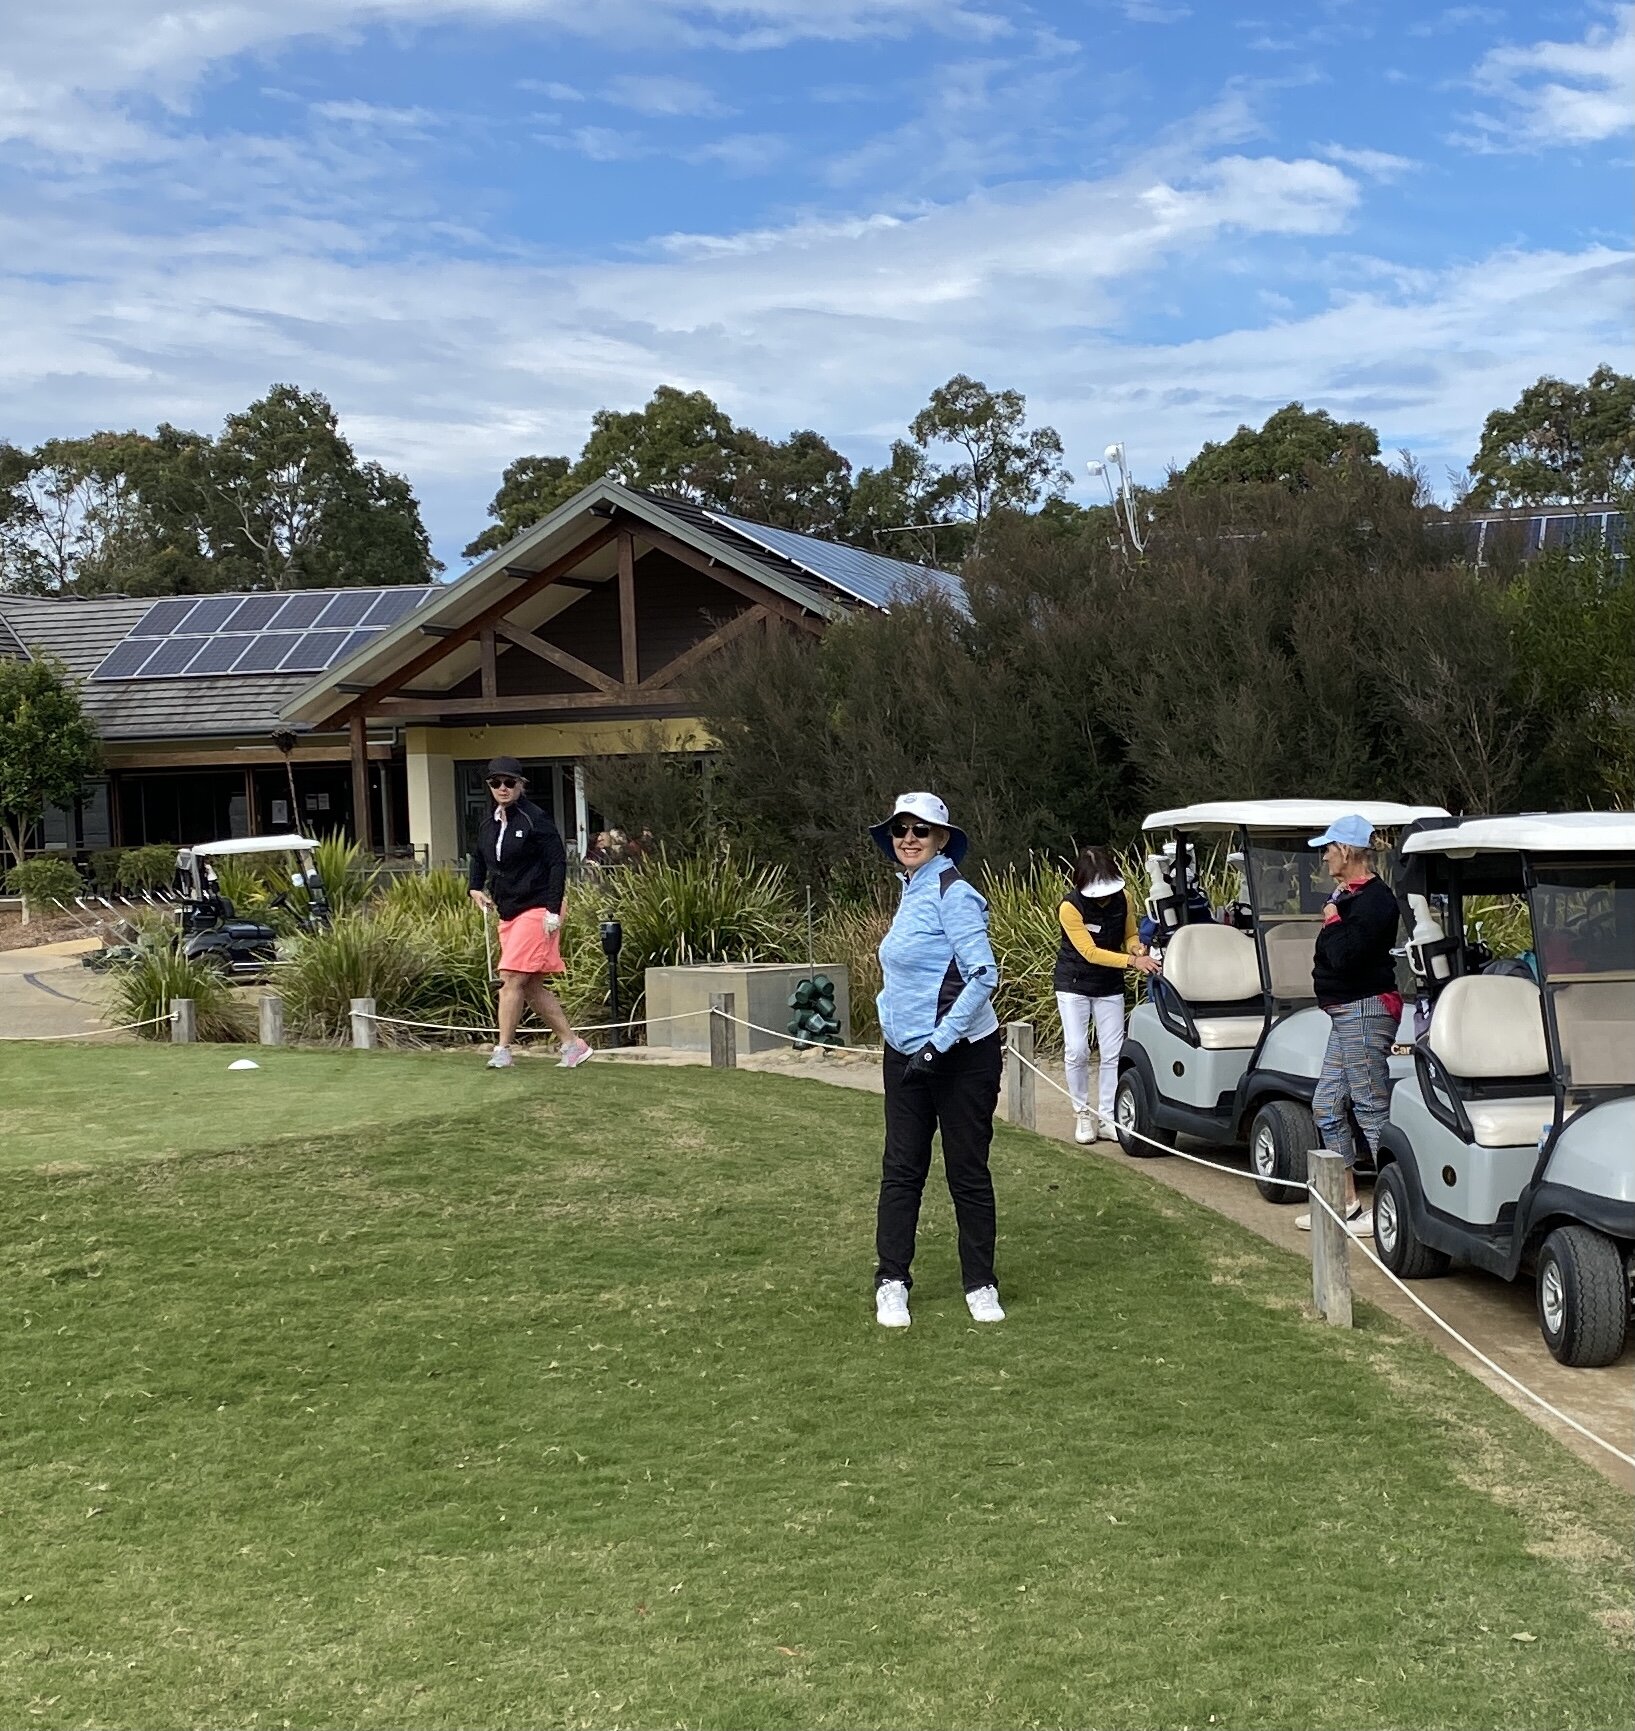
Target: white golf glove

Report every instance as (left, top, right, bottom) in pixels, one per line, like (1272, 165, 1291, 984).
(544, 911, 562, 935)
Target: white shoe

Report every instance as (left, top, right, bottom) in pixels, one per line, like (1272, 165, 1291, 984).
(486, 1045, 514, 1069)
(1074, 1110, 1095, 1145)
(875, 1280, 910, 1329)
(1295, 1203, 1367, 1234)
(557, 1037, 593, 1069)
(965, 1284, 1005, 1323)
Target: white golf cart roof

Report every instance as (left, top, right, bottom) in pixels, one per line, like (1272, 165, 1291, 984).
(1402, 813, 1635, 856)
(185, 834, 320, 858)
(1143, 799, 1448, 834)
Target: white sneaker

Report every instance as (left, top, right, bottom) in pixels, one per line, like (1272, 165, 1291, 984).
(1350, 1210, 1374, 1237)
(1074, 1110, 1095, 1145)
(965, 1284, 1005, 1323)
(557, 1037, 593, 1069)
(1295, 1212, 1312, 1231)
(486, 1045, 514, 1069)
(875, 1280, 910, 1329)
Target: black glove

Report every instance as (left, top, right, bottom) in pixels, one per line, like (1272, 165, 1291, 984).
(903, 1042, 942, 1083)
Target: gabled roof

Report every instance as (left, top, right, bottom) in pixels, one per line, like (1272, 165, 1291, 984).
(282, 480, 957, 726)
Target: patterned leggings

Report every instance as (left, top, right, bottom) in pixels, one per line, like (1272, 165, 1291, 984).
(1313, 997, 1396, 1168)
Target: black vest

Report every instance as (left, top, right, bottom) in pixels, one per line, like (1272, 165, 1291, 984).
(1053, 885, 1128, 997)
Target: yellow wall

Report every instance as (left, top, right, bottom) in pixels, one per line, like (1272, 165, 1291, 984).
(402, 719, 713, 863)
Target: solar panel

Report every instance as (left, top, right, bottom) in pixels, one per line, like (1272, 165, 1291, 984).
(232, 633, 296, 673)
(363, 588, 430, 627)
(225, 595, 286, 632)
(181, 596, 242, 635)
(138, 637, 206, 678)
(278, 631, 348, 673)
(187, 634, 254, 675)
(91, 639, 159, 680)
(316, 591, 376, 629)
(275, 593, 333, 630)
(130, 597, 202, 637)
(704, 511, 964, 611)
(337, 627, 384, 661)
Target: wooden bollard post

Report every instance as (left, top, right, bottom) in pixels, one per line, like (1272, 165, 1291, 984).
(709, 992, 737, 1069)
(1004, 1021, 1036, 1130)
(259, 994, 285, 1047)
(170, 998, 196, 1044)
(1309, 1149, 1353, 1327)
(350, 996, 378, 1051)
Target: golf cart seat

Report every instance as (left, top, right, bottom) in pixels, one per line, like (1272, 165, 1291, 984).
(1421, 975, 1551, 1148)
(1262, 920, 1320, 1002)
(1160, 925, 1264, 1049)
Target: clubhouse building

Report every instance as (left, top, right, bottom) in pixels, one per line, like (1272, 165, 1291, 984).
(0, 483, 956, 867)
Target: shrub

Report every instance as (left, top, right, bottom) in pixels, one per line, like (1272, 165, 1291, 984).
(212, 856, 275, 916)
(277, 916, 425, 1042)
(312, 831, 383, 919)
(6, 856, 83, 912)
(88, 848, 125, 892)
(106, 938, 252, 1042)
(980, 855, 1071, 1045)
(377, 867, 472, 924)
(117, 844, 178, 895)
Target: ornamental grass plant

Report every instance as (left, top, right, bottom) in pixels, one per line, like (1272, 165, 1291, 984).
(106, 937, 252, 1042)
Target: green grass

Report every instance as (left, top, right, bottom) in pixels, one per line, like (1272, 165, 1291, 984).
(0, 1049, 1629, 1731)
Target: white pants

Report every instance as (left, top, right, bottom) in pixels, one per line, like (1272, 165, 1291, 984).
(1056, 991, 1126, 1123)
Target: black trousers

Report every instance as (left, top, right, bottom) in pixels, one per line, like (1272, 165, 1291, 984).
(876, 1030, 1003, 1293)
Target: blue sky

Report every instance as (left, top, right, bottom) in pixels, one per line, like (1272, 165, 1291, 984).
(2, 0, 1630, 569)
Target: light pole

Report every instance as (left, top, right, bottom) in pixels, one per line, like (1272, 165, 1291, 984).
(1085, 442, 1150, 557)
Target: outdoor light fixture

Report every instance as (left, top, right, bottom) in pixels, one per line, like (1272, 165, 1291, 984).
(1086, 442, 1149, 557)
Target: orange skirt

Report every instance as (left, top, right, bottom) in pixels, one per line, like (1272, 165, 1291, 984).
(497, 906, 565, 975)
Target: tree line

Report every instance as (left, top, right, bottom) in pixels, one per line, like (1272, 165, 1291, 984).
(4, 365, 1629, 597)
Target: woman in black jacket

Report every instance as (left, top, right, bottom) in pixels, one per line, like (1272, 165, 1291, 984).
(1298, 815, 1402, 1234)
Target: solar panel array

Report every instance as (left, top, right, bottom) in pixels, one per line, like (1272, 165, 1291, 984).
(90, 588, 437, 682)
(705, 510, 966, 612)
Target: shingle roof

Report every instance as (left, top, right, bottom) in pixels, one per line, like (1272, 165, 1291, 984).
(0, 595, 324, 741)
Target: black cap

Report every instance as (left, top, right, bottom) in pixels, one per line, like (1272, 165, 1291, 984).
(486, 755, 525, 779)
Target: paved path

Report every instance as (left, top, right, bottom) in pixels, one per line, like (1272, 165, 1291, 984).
(717, 1041, 1634, 1492)
(0, 939, 112, 1039)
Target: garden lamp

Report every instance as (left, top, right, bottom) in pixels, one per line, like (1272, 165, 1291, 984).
(600, 917, 624, 1047)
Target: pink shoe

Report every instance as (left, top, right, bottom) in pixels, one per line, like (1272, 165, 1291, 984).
(557, 1037, 593, 1069)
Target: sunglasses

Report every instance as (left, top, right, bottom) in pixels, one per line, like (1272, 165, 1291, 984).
(487, 776, 519, 790)
(889, 819, 934, 840)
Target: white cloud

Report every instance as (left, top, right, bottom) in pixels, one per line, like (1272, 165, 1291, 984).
(1121, 1, 1191, 21)
(1464, 3, 1635, 148)
(311, 100, 437, 130)
(540, 124, 650, 161)
(686, 132, 788, 175)
(0, 0, 1010, 155)
(1320, 143, 1416, 178)
(601, 73, 727, 117)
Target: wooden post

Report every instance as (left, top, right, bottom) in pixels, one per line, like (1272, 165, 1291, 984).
(709, 991, 736, 1069)
(350, 715, 374, 854)
(259, 994, 285, 1047)
(617, 529, 639, 687)
(350, 996, 377, 1050)
(1004, 1021, 1036, 1129)
(479, 627, 498, 699)
(171, 998, 196, 1044)
(1309, 1149, 1353, 1327)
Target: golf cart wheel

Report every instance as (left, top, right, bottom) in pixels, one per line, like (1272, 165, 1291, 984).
(1373, 1162, 1449, 1279)
(1113, 1068, 1172, 1159)
(1536, 1226, 1630, 1368)
(1246, 1099, 1313, 1205)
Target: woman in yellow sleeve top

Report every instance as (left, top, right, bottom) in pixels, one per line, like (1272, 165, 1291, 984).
(1054, 845, 1160, 1145)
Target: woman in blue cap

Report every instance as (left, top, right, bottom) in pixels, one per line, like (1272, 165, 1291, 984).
(1297, 815, 1403, 1235)
(868, 792, 1004, 1329)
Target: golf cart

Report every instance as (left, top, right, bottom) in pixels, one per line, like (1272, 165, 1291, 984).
(176, 834, 330, 978)
(1374, 814, 1635, 1367)
(1114, 800, 1447, 1201)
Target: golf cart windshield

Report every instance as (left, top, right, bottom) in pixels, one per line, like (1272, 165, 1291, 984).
(1242, 836, 1332, 1004)
(1530, 866, 1635, 1093)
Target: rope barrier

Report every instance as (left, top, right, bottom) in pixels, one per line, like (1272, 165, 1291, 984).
(1307, 1188, 1635, 1470)
(356, 1007, 714, 1039)
(0, 1011, 176, 1042)
(710, 1004, 886, 1057)
(1009, 1047, 1632, 1470)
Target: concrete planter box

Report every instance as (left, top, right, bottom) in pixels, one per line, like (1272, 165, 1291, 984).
(644, 963, 852, 1054)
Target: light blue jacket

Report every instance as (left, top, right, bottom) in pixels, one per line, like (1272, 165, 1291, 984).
(877, 855, 1001, 1054)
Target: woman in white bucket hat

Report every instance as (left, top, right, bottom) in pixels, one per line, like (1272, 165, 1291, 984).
(868, 793, 1004, 1330)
